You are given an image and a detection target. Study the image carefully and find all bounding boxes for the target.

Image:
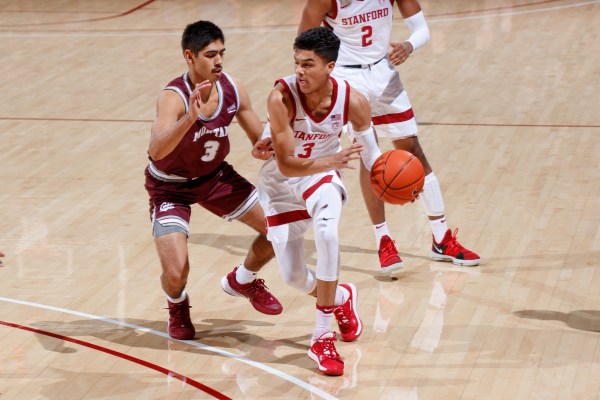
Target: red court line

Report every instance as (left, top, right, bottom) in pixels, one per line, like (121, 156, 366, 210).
(0, 320, 231, 400)
(0, 0, 157, 27)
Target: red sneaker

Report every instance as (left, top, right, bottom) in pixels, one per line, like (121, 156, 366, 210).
(167, 296, 195, 340)
(379, 235, 404, 274)
(308, 332, 344, 376)
(334, 283, 362, 342)
(221, 267, 283, 315)
(431, 228, 480, 266)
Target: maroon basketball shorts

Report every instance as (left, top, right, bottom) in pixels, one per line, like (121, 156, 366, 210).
(144, 162, 259, 237)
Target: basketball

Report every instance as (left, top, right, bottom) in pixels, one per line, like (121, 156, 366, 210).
(370, 150, 425, 205)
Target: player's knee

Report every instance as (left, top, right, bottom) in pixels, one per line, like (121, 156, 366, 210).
(314, 219, 339, 245)
(281, 268, 315, 294)
(162, 269, 188, 288)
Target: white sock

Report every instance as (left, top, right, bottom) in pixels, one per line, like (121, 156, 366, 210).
(373, 222, 392, 248)
(235, 264, 258, 284)
(167, 290, 187, 304)
(430, 218, 448, 243)
(312, 307, 334, 343)
(334, 285, 350, 306)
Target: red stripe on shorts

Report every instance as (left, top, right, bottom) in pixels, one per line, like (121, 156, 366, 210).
(266, 210, 311, 227)
(302, 175, 333, 201)
(372, 108, 415, 125)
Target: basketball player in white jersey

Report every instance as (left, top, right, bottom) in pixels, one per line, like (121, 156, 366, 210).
(300, 0, 480, 273)
(259, 27, 381, 375)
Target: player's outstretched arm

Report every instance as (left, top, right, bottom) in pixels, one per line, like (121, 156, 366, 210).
(148, 81, 211, 160)
(298, 0, 332, 33)
(267, 86, 363, 177)
(232, 76, 264, 146)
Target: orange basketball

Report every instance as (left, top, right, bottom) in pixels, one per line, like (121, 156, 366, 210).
(370, 150, 425, 205)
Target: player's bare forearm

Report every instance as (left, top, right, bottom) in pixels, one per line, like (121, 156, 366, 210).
(148, 113, 196, 160)
(276, 143, 364, 177)
(299, 0, 331, 33)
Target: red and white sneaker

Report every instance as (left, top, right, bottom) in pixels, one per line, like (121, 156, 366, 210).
(221, 267, 283, 315)
(334, 283, 362, 342)
(167, 296, 195, 340)
(431, 228, 480, 266)
(379, 235, 404, 274)
(308, 332, 344, 376)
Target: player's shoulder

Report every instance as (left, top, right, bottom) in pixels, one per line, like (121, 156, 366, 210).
(348, 86, 369, 107)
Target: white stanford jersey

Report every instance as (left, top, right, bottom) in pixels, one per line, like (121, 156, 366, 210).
(324, 0, 393, 65)
(275, 74, 350, 160)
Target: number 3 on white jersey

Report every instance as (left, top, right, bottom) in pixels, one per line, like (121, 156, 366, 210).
(201, 140, 219, 162)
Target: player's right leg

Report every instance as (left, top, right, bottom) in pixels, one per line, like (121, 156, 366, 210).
(145, 168, 196, 340)
(154, 231, 196, 340)
(359, 159, 404, 274)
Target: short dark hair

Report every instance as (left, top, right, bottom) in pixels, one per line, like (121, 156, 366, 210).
(294, 27, 340, 63)
(181, 20, 224, 55)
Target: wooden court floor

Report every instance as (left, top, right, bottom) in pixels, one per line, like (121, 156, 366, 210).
(1, 1, 599, 399)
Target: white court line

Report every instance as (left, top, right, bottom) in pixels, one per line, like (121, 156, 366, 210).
(0, 1, 597, 38)
(0, 296, 339, 400)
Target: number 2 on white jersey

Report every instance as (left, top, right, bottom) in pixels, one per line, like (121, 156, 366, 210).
(201, 140, 219, 162)
(361, 25, 373, 47)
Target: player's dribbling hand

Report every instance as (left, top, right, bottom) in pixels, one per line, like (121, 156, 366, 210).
(252, 137, 274, 160)
(389, 42, 413, 65)
(331, 142, 363, 170)
(0, 251, 5, 268)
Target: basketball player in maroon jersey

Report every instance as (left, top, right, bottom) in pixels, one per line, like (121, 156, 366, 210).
(300, 0, 480, 272)
(144, 20, 281, 341)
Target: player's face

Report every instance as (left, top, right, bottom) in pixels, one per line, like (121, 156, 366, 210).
(294, 49, 334, 94)
(186, 40, 225, 83)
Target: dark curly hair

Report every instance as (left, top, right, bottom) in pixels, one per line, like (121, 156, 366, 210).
(181, 20, 224, 56)
(294, 26, 340, 63)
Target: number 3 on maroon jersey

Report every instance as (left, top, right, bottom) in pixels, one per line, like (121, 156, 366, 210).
(298, 142, 315, 158)
(201, 140, 220, 162)
(361, 25, 373, 47)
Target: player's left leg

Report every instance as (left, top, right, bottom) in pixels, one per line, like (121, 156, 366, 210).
(204, 164, 281, 314)
(392, 136, 480, 266)
(306, 183, 362, 376)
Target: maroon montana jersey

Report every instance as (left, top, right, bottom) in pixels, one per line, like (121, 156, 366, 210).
(149, 72, 240, 180)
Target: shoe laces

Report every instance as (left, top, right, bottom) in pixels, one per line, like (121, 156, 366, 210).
(379, 237, 398, 257)
(250, 278, 273, 299)
(316, 334, 340, 360)
(167, 302, 191, 324)
(445, 228, 468, 255)
(334, 305, 351, 332)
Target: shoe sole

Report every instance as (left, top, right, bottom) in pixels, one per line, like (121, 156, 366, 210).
(307, 349, 344, 376)
(380, 260, 405, 274)
(431, 252, 480, 267)
(340, 283, 362, 342)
